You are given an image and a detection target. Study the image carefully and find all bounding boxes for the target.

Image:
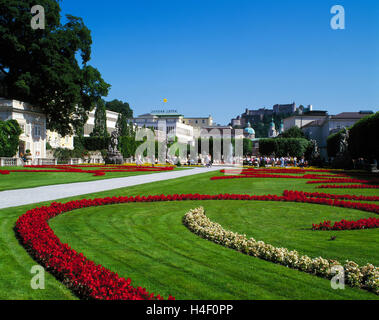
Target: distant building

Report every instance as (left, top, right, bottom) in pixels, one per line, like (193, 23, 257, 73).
(283, 110, 328, 131)
(0, 98, 47, 159)
(46, 130, 74, 150)
(273, 102, 296, 115)
(84, 109, 120, 137)
(243, 122, 255, 139)
(286, 111, 373, 160)
(132, 111, 194, 144)
(268, 118, 278, 138)
(232, 107, 274, 128)
(230, 102, 310, 134)
(183, 116, 213, 128)
(231, 115, 242, 127)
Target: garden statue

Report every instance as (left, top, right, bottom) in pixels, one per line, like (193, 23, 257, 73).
(333, 127, 352, 169)
(105, 131, 124, 164)
(338, 127, 349, 156)
(308, 139, 322, 166)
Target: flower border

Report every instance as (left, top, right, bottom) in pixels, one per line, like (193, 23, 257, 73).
(312, 217, 379, 231)
(183, 207, 378, 294)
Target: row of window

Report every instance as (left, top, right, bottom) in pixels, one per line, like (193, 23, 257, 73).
(186, 119, 207, 124)
(19, 123, 43, 138)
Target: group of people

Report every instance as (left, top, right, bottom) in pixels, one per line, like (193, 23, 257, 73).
(243, 156, 308, 168)
(133, 154, 309, 168)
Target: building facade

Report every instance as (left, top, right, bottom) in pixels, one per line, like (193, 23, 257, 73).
(283, 111, 328, 131)
(183, 116, 213, 128)
(132, 111, 194, 144)
(273, 102, 297, 115)
(286, 111, 373, 160)
(83, 109, 120, 137)
(46, 130, 74, 150)
(0, 98, 47, 159)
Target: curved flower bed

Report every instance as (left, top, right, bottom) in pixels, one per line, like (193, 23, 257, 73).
(15, 198, 175, 300)
(306, 179, 372, 184)
(317, 184, 379, 189)
(2, 165, 174, 177)
(283, 191, 379, 202)
(15, 190, 379, 299)
(210, 173, 332, 181)
(222, 168, 347, 174)
(183, 207, 379, 294)
(312, 217, 379, 231)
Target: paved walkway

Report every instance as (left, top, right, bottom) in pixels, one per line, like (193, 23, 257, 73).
(0, 167, 224, 209)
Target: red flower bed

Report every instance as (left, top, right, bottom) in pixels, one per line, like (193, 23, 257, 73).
(317, 184, 379, 189)
(15, 197, 176, 300)
(312, 217, 379, 231)
(2, 165, 174, 177)
(239, 168, 344, 174)
(306, 179, 372, 184)
(211, 173, 342, 181)
(287, 191, 379, 202)
(0, 170, 10, 175)
(15, 189, 379, 300)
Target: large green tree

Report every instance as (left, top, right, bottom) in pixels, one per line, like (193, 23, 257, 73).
(115, 112, 129, 137)
(106, 99, 133, 118)
(280, 126, 306, 139)
(0, 0, 110, 136)
(0, 119, 22, 157)
(91, 100, 108, 138)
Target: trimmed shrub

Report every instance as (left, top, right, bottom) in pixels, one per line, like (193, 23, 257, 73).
(348, 112, 379, 161)
(327, 130, 344, 158)
(74, 136, 110, 151)
(118, 136, 137, 158)
(259, 138, 310, 158)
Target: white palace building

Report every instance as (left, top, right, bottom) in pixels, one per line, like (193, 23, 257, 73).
(0, 98, 47, 159)
(131, 110, 195, 144)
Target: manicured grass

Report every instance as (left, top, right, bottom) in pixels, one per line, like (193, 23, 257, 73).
(50, 201, 378, 300)
(0, 170, 378, 299)
(0, 166, 182, 191)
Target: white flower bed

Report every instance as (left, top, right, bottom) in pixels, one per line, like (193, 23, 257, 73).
(183, 207, 379, 295)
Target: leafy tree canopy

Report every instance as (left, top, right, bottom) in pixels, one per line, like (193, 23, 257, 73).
(91, 100, 109, 138)
(280, 126, 306, 139)
(0, 0, 110, 136)
(105, 99, 133, 118)
(0, 119, 22, 157)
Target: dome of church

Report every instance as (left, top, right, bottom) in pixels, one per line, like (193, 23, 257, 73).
(244, 122, 255, 135)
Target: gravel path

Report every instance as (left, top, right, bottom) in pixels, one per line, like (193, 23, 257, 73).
(0, 166, 224, 209)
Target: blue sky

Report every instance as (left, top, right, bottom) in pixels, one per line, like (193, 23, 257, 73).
(60, 0, 379, 125)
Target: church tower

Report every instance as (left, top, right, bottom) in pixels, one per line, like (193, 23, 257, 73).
(268, 118, 278, 138)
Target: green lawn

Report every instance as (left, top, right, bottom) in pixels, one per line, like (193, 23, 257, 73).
(0, 166, 183, 191)
(0, 170, 378, 299)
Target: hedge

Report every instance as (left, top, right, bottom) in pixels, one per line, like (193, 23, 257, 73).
(326, 130, 344, 158)
(259, 138, 310, 158)
(348, 112, 379, 161)
(74, 136, 109, 151)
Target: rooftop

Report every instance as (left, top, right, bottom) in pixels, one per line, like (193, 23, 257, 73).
(331, 112, 373, 119)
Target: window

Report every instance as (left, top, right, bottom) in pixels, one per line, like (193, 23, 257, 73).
(26, 124, 32, 136)
(34, 125, 41, 137)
